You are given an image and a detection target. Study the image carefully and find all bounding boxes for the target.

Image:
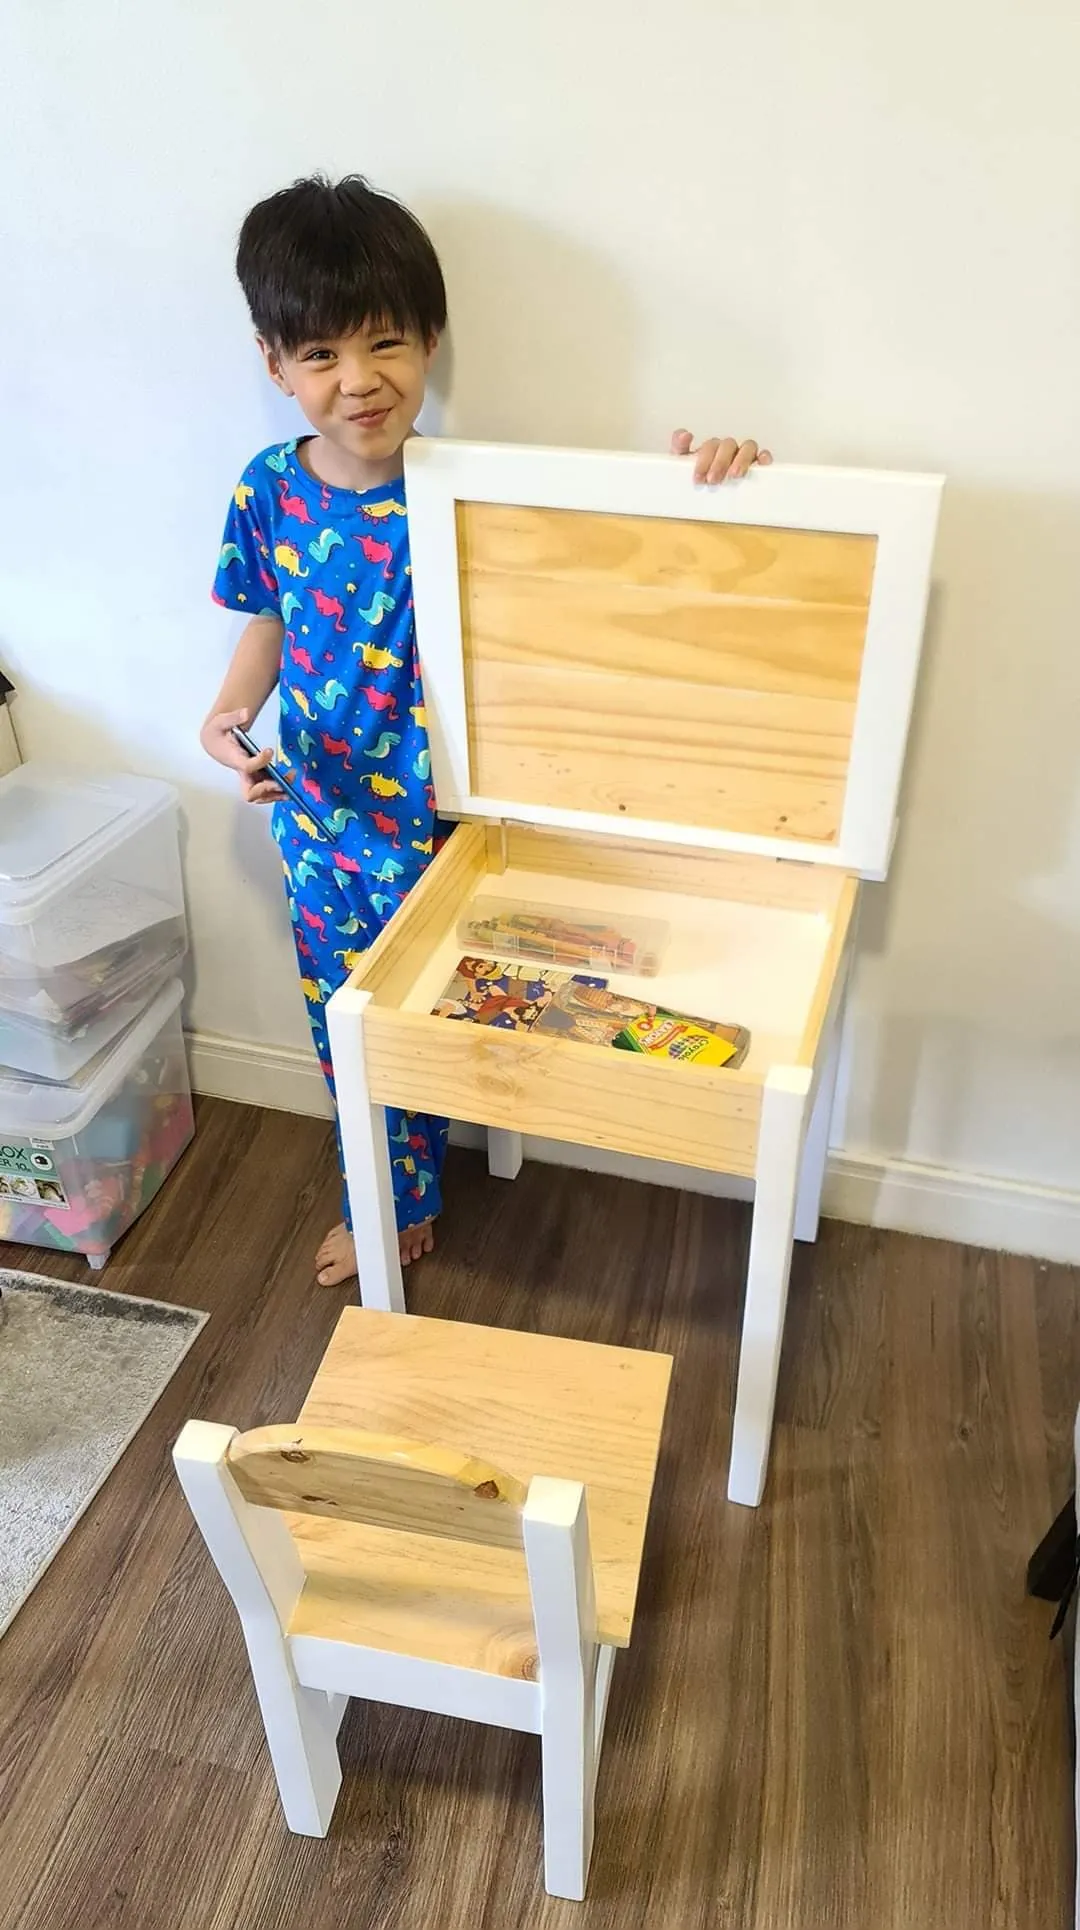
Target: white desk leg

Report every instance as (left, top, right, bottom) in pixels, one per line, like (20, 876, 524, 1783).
(728, 1066, 811, 1508)
(326, 985, 405, 1314)
(794, 1015, 842, 1244)
(487, 1128, 524, 1181)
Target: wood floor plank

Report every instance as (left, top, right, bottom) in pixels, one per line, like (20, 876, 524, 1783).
(12, 1741, 271, 1930)
(867, 1236, 1071, 1929)
(0, 1098, 351, 1914)
(1035, 1257, 1080, 1505)
(0, 1096, 1075, 1928)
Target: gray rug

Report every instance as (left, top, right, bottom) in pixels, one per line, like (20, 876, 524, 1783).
(0, 1270, 207, 1636)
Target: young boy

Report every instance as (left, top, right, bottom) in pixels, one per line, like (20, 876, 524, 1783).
(202, 173, 770, 1289)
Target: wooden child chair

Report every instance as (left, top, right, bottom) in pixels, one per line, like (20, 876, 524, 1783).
(173, 1309, 671, 1901)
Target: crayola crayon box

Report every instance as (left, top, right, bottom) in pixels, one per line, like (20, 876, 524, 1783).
(611, 1009, 750, 1068)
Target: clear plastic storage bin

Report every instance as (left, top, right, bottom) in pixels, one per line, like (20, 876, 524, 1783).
(0, 963, 176, 1084)
(0, 978, 194, 1267)
(0, 766, 187, 1073)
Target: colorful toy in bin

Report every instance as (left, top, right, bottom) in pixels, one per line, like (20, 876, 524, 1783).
(0, 979, 193, 1267)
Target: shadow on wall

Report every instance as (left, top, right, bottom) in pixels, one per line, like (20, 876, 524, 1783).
(848, 484, 1080, 1175)
(419, 199, 642, 447)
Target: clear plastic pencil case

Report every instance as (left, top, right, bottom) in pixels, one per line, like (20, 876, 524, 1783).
(456, 899, 668, 977)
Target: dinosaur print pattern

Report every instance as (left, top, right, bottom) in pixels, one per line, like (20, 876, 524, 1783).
(313, 678, 349, 711)
(308, 527, 344, 563)
(355, 591, 396, 627)
(363, 771, 408, 799)
(362, 498, 408, 522)
(274, 541, 308, 578)
(310, 587, 348, 632)
(368, 731, 402, 760)
(213, 435, 450, 1234)
(358, 643, 403, 672)
(355, 533, 394, 576)
(279, 830, 447, 1234)
(277, 478, 316, 525)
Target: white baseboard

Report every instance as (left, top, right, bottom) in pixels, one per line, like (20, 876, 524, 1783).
(187, 1029, 334, 1119)
(823, 1152, 1080, 1266)
(186, 1030, 1080, 1266)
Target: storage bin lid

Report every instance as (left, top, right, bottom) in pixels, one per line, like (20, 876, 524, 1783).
(405, 439, 944, 880)
(0, 978, 184, 1139)
(0, 766, 178, 920)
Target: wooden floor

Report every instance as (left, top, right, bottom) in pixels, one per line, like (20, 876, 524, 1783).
(0, 1095, 1075, 1929)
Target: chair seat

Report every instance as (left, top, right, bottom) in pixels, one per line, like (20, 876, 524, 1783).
(290, 1308, 672, 1666)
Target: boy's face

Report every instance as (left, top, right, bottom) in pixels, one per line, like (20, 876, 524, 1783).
(260, 320, 435, 471)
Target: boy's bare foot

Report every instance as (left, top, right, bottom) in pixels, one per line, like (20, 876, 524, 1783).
(315, 1219, 435, 1287)
(316, 1223, 358, 1287)
(400, 1218, 435, 1265)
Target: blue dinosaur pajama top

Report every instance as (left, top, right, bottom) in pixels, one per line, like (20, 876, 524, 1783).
(213, 436, 448, 1234)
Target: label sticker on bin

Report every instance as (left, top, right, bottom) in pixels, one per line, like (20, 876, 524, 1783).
(0, 1140, 69, 1210)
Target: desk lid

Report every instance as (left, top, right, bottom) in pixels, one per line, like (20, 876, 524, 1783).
(405, 439, 943, 878)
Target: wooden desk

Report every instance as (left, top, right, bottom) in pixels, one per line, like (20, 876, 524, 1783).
(326, 439, 942, 1508)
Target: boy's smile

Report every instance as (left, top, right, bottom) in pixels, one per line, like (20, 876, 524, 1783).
(260, 320, 435, 491)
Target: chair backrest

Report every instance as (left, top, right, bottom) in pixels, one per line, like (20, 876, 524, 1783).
(174, 1417, 598, 1734)
(226, 1423, 528, 1550)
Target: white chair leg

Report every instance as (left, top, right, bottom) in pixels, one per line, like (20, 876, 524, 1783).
(728, 1067, 811, 1509)
(249, 1648, 344, 1835)
(793, 1016, 842, 1244)
(594, 1645, 616, 1753)
(487, 1127, 524, 1181)
(326, 985, 405, 1313)
(524, 1478, 599, 1901)
(173, 1421, 344, 1834)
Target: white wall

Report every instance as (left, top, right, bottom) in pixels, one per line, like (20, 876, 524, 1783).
(3, 0, 1079, 1253)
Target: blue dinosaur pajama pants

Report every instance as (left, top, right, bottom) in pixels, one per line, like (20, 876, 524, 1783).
(277, 825, 447, 1234)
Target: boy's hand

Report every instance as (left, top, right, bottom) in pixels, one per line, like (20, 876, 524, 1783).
(671, 429, 773, 484)
(200, 708, 285, 804)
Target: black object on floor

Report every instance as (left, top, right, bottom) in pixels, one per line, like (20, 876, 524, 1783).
(1028, 1492, 1078, 1637)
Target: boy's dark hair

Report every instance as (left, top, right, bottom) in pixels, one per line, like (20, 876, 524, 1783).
(236, 173, 447, 353)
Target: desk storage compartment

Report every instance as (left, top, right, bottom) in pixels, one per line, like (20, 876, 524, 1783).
(349, 820, 855, 1177)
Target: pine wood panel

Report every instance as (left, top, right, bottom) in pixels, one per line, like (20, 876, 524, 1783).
(360, 1004, 763, 1176)
(352, 821, 486, 1007)
(229, 1424, 529, 1548)
(500, 824, 851, 913)
(464, 657, 853, 841)
(456, 501, 874, 844)
(457, 501, 877, 606)
(288, 1309, 672, 1655)
(287, 1512, 539, 1678)
(461, 574, 868, 698)
(796, 875, 859, 1064)
(0, 1101, 1074, 1930)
